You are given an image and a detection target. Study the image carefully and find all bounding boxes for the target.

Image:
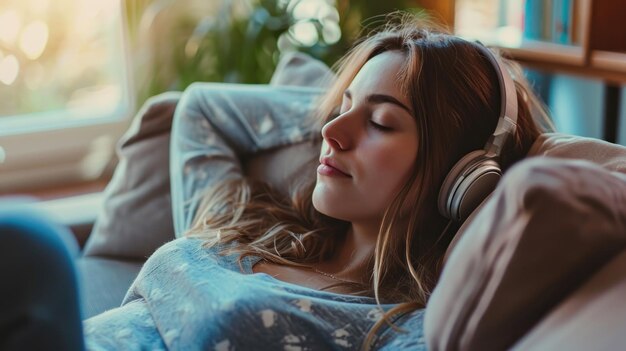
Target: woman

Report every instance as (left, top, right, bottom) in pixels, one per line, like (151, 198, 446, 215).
(3, 13, 552, 351)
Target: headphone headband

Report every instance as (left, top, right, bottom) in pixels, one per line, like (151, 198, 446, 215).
(472, 42, 518, 158)
(437, 41, 519, 222)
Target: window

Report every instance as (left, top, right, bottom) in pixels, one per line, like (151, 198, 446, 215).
(0, 0, 133, 193)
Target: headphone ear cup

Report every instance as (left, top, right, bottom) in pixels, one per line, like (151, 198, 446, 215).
(438, 150, 502, 221)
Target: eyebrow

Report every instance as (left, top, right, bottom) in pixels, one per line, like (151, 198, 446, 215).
(344, 90, 412, 114)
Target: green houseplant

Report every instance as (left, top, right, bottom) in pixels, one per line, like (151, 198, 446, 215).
(124, 0, 423, 105)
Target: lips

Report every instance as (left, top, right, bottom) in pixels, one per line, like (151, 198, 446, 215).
(318, 157, 351, 177)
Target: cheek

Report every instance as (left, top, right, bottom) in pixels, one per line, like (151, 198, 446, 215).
(366, 143, 416, 185)
(381, 160, 413, 198)
(360, 145, 416, 208)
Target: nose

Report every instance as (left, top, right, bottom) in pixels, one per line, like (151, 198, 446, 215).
(321, 113, 354, 151)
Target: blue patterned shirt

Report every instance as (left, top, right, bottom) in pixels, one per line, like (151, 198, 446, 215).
(84, 237, 425, 350)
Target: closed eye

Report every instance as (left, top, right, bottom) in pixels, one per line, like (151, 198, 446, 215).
(369, 120, 393, 132)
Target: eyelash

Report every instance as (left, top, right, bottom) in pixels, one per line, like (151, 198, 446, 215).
(369, 120, 392, 132)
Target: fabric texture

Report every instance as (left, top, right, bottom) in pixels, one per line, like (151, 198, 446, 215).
(512, 249, 626, 350)
(527, 132, 626, 172)
(169, 83, 323, 236)
(77, 257, 143, 319)
(424, 156, 626, 350)
(83, 92, 181, 259)
(83, 51, 334, 259)
(444, 132, 626, 261)
(84, 237, 427, 350)
(270, 51, 335, 88)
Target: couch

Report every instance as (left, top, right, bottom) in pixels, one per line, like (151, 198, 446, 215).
(77, 52, 626, 350)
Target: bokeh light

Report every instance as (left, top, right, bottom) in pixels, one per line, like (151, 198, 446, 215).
(0, 0, 127, 119)
(19, 21, 49, 60)
(0, 54, 20, 85)
(0, 10, 22, 46)
(286, 0, 339, 48)
(322, 21, 341, 44)
(290, 21, 319, 47)
(292, 0, 325, 20)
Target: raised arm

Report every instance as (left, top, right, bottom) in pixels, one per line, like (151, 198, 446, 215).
(169, 83, 322, 236)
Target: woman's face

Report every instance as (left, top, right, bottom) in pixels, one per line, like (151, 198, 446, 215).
(313, 51, 419, 225)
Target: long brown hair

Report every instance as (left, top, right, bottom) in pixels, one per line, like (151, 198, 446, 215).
(186, 12, 553, 349)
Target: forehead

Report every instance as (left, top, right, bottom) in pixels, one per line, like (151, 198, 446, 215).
(348, 51, 407, 98)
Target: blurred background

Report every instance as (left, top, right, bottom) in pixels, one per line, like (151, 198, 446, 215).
(0, 0, 435, 196)
(122, 0, 427, 104)
(1, 0, 625, 199)
(0, 0, 429, 120)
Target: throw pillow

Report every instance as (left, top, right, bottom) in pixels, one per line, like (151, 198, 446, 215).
(424, 157, 626, 350)
(83, 92, 181, 258)
(527, 132, 626, 173)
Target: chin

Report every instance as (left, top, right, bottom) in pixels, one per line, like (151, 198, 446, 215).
(313, 189, 342, 220)
(312, 194, 354, 223)
(312, 191, 330, 216)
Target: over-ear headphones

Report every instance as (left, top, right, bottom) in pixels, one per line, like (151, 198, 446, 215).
(437, 42, 518, 222)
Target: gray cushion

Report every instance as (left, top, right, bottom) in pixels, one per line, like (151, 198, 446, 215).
(83, 92, 181, 259)
(270, 51, 335, 88)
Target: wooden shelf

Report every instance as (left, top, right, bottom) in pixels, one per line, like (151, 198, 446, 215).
(513, 58, 626, 85)
(429, 0, 626, 84)
(500, 46, 626, 84)
(499, 40, 585, 66)
(591, 51, 626, 74)
(420, 0, 626, 143)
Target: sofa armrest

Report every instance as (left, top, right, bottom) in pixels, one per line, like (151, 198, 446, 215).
(78, 256, 144, 319)
(513, 250, 626, 350)
(31, 193, 104, 247)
